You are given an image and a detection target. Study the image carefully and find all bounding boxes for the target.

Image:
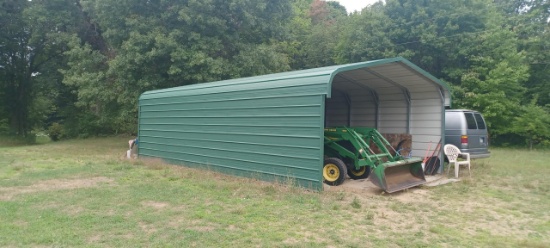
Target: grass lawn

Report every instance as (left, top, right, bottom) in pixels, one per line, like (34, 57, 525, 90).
(1, 136, 549, 247)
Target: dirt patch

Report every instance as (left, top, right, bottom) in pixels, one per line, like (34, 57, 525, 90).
(87, 234, 102, 243)
(0, 177, 114, 200)
(186, 220, 218, 232)
(141, 200, 170, 209)
(139, 221, 158, 234)
(391, 188, 432, 204)
(63, 205, 87, 216)
(323, 175, 456, 197)
(323, 178, 383, 195)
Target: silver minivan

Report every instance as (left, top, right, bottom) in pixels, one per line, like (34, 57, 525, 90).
(445, 109, 490, 158)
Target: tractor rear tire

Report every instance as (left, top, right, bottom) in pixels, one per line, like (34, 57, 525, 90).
(347, 164, 370, 180)
(323, 157, 347, 186)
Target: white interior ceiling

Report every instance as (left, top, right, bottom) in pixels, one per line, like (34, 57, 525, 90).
(325, 62, 448, 157)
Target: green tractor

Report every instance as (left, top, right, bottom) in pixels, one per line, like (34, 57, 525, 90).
(323, 127, 426, 193)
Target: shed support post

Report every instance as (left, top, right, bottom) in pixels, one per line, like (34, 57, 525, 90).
(402, 89, 411, 134)
(371, 91, 380, 130)
(438, 86, 446, 173)
(344, 93, 352, 127)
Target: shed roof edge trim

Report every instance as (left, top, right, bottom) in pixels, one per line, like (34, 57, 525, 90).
(140, 73, 333, 100)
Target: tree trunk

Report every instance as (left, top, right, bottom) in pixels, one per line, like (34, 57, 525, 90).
(7, 58, 32, 137)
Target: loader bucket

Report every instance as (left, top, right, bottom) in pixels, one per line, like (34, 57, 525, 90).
(370, 158, 426, 193)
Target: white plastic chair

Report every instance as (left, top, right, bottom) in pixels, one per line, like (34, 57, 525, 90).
(443, 144, 471, 178)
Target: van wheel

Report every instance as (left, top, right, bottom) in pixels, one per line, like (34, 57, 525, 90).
(323, 157, 347, 186)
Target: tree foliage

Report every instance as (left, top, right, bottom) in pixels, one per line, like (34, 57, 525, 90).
(511, 98, 550, 149)
(1, 0, 549, 147)
(61, 0, 294, 135)
(0, 0, 80, 136)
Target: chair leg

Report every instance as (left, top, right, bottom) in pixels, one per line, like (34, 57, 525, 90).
(468, 164, 471, 178)
(454, 162, 459, 178)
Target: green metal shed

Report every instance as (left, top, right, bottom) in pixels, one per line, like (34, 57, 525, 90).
(138, 57, 451, 190)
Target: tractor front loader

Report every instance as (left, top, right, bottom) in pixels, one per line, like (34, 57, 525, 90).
(323, 127, 426, 193)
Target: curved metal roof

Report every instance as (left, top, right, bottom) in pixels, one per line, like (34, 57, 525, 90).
(140, 57, 451, 106)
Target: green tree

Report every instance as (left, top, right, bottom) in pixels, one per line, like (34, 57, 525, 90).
(298, 0, 347, 68)
(452, 14, 529, 139)
(278, 0, 313, 69)
(61, 0, 294, 135)
(499, 0, 550, 107)
(0, 0, 31, 135)
(510, 98, 550, 149)
(334, 3, 395, 64)
(0, 0, 81, 136)
(382, 0, 492, 81)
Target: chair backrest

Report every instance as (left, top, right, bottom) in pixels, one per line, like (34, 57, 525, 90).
(444, 144, 461, 162)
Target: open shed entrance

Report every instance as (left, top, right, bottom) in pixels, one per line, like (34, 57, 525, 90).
(324, 62, 447, 168)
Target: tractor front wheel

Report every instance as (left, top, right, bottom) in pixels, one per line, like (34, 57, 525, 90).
(347, 165, 370, 180)
(323, 157, 347, 186)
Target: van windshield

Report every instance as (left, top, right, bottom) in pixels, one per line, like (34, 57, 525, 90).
(474, 113, 486, 129)
(465, 113, 477, 129)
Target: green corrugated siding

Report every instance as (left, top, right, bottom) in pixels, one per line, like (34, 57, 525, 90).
(139, 75, 330, 190)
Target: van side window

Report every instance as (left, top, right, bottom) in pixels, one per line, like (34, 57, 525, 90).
(474, 113, 486, 129)
(465, 113, 478, 129)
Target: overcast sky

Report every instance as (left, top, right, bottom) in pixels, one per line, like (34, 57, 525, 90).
(328, 0, 384, 13)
